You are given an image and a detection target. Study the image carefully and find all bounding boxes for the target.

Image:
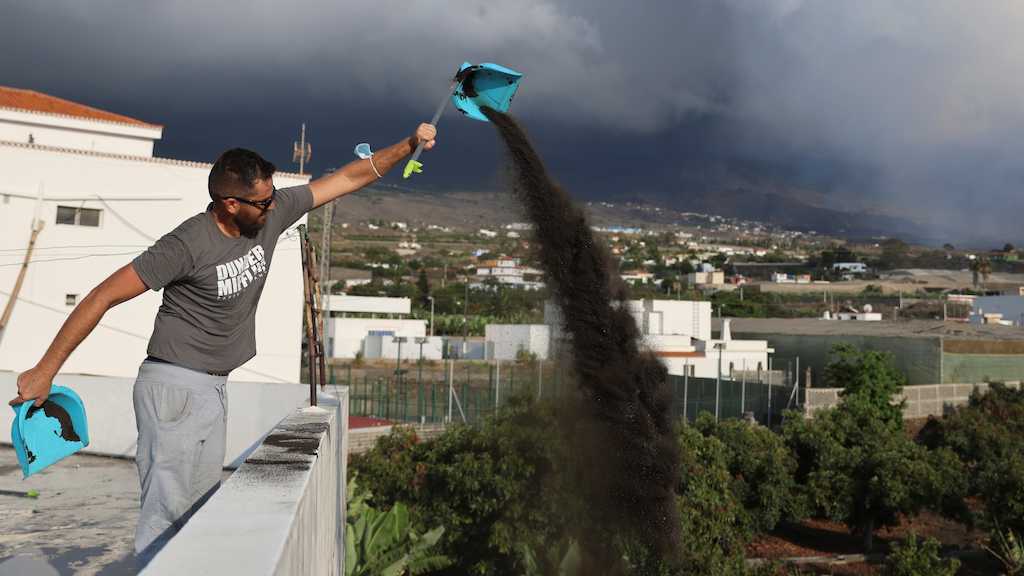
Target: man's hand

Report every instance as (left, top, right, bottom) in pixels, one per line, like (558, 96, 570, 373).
(413, 123, 437, 150)
(310, 124, 439, 209)
(10, 365, 54, 407)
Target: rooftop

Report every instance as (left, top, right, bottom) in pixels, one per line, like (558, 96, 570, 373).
(0, 85, 161, 128)
(0, 447, 140, 575)
(717, 317, 1024, 341)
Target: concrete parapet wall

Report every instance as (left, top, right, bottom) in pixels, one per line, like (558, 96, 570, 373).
(804, 381, 1022, 418)
(142, 390, 349, 575)
(0, 371, 308, 468)
(349, 423, 447, 455)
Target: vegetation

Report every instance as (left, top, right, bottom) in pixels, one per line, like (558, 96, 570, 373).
(345, 479, 451, 576)
(781, 345, 967, 551)
(345, 343, 1016, 573)
(918, 382, 1024, 534)
(884, 533, 960, 576)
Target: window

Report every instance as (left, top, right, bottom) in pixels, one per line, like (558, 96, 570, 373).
(66, 294, 78, 306)
(56, 206, 102, 227)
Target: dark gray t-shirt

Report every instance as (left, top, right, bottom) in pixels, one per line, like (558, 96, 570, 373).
(132, 185, 313, 374)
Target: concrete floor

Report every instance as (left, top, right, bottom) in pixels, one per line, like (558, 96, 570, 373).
(0, 446, 139, 575)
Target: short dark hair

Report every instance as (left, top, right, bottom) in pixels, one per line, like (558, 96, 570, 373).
(208, 148, 276, 200)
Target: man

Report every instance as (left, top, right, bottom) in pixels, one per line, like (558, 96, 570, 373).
(9, 123, 437, 561)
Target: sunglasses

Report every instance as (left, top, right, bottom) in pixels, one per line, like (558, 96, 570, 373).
(222, 187, 276, 211)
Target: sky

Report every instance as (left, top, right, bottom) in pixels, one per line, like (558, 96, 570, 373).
(2, 0, 1023, 246)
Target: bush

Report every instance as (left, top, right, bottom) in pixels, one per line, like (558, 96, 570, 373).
(349, 399, 563, 575)
(675, 424, 752, 574)
(782, 402, 968, 551)
(918, 382, 1024, 533)
(693, 414, 805, 533)
(885, 533, 959, 576)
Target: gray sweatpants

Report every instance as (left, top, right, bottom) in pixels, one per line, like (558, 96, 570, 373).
(132, 359, 227, 563)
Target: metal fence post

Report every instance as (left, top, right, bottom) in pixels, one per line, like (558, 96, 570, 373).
(537, 360, 543, 399)
(683, 365, 689, 423)
(741, 360, 747, 415)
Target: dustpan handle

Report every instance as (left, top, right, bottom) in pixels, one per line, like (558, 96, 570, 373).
(403, 79, 459, 179)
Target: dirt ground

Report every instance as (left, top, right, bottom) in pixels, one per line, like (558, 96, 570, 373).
(749, 511, 1001, 575)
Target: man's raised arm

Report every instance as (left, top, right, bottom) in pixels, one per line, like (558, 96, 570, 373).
(308, 123, 436, 209)
(10, 264, 148, 406)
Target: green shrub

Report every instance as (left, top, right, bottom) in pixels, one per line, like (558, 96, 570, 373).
(918, 382, 1024, 532)
(349, 399, 563, 575)
(782, 402, 967, 551)
(885, 533, 959, 576)
(675, 425, 751, 574)
(345, 478, 451, 576)
(985, 526, 1024, 575)
(693, 414, 805, 533)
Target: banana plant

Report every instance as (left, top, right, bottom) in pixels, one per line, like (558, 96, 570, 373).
(345, 479, 450, 576)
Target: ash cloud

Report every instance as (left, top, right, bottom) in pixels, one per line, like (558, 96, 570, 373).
(1, 1, 1022, 244)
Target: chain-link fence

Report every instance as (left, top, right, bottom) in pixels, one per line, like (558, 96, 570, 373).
(335, 358, 802, 426)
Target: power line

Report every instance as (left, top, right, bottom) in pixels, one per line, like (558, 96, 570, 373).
(0, 244, 151, 253)
(0, 288, 288, 383)
(0, 251, 142, 267)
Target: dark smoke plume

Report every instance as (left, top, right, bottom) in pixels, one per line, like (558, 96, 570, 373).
(482, 106, 680, 569)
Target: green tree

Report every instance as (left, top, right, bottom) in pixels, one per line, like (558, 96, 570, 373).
(416, 268, 430, 307)
(694, 415, 805, 534)
(918, 383, 1024, 534)
(824, 343, 906, 428)
(673, 425, 752, 574)
(783, 403, 967, 552)
(350, 400, 565, 575)
(785, 345, 966, 552)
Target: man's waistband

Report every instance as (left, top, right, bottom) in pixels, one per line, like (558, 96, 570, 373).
(145, 355, 231, 377)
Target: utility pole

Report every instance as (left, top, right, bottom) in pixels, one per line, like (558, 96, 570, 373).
(0, 186, 46, 346)
(319, 197, 333, 345)
(292, 123, 312, 175)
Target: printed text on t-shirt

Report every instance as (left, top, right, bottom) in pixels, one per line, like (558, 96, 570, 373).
(215, 245, 268, 299)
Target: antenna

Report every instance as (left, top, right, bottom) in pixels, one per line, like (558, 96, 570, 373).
(292, 123, 312, 175)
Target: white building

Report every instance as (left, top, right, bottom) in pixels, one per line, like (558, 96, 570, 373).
(545, 299, 772, 380)
(324, 295, 442, 359)
(688, 270, 725, 287)
(485, 324, 550, 361)
(474, 257, 545, 290)
(0, 86, 309, 381)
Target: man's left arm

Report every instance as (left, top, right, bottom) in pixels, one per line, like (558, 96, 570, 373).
(308, 123, 436, 209)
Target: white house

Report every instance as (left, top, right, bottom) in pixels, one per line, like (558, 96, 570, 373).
(485, 324, 550, 361)
(324, 295, 442, 359)
(0, 86, 309, 381)
(545, 300, 772, 380)
(474, 257, 545, 290)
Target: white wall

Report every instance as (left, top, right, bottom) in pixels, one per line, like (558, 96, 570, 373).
(644, 300, 712, 341)
(327, 294, 410, 315)
(143, 390, 348, 575)
(485, 324, 550, 360)
(0, 141, 309, 382)
(364, 335, 443, 360)
(0, 108, 162, 156)
(327, 318, 427, 358)
(0, 371, 308, 468)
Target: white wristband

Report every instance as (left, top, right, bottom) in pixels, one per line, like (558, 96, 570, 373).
(368, 156, 382, 178)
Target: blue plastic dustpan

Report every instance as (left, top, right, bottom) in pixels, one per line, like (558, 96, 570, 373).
(403, 61, 523, 179)
(10, 385, 89, 478)
(451, 61, 523, 122)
